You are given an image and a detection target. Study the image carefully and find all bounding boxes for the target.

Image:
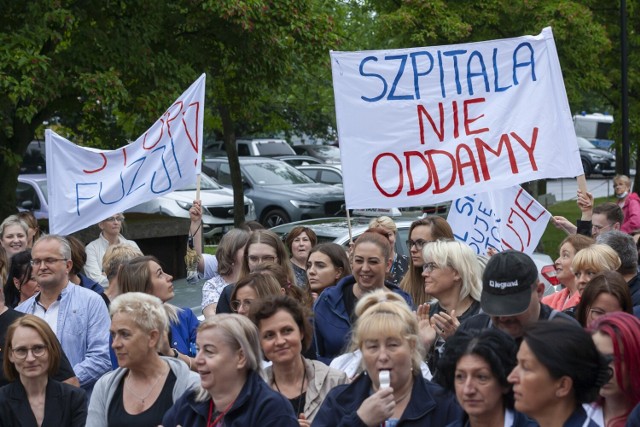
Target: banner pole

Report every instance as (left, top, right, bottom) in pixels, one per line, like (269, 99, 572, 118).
(195, 174, 201, 201)
(576, 174, 588, 194)
(346, 207, 353, 244)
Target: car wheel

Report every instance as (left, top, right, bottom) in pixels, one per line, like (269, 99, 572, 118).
(581, 159, 591, 177)
(262, 209, 290, 228)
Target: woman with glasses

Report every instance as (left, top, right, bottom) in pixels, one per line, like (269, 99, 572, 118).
(215, 229, 296, 314)
(240, 230, 295, 285)
(85, 213, 140, 288)
(574, 271, 633, 327)
(369, 216, 408, 285)
(285, 226, 317, 288)
(313, 232, 413, 364)
(162, 314, 298, 426)
(588, 312, 640, 427)
(229, 269, 285, 316)
(420, 240, 483, 373)
(0, 315, 86, 426)
(4, 250, 38, 308)
(118, 256, 199, 371)
(400, 217, 454, 307)
(88, 293, 199, 427)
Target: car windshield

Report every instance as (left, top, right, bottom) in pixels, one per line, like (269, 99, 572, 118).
(244, 162, 315, 185)
(178, 173, 222, 191)
(577, 137, 597, 149)
(256, 142, 294, 156)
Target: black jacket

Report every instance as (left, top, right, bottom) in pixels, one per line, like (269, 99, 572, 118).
(0, 378, 86, 427)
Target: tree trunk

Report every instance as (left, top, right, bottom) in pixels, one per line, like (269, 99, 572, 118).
(0, 122, 34, 221)
(218, 105, 245, 227)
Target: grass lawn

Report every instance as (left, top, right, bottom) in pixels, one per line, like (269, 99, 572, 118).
(539, 196, 615, 258)
(204, 245, 217, 255)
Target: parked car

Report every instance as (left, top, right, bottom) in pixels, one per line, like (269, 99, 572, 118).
(17, 174, 49, 219)
(270, 217, 558, 295)
(203, 138, 296, 158)
(296, 164, 343, 186)
(274, 155, 323, 166)
(202, 157, 345, 227)
(127, 173, 255, 238)
(293, 144, 341, 164)
(578, 136, 615, 177)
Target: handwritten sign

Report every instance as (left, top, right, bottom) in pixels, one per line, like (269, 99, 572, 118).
(447, 186, 551, 255)
(331, 27, 582, 209)
(46, 74, 205, 235)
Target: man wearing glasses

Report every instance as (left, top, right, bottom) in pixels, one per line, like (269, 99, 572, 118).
(590, 202, 623, 238)
(15, 235, 111, 391)
(84, 213, 140, 287)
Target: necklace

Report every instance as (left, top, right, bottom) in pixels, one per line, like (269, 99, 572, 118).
(124, 370, 164, 404)
(272, 356, 307, 416)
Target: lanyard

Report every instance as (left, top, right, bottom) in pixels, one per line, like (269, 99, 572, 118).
(207, 399, 235, 427)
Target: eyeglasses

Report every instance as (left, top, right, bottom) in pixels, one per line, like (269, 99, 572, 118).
(592, 223, 611, 231)
(104, 216, 125, 222)
(11, 345, 47, 359)
(422, 262, 441, 273)
(231, 299, 254, 312)
(247, 255, 277, 264)
(30, 258, 67, 268)
(406, 239, 430, 250)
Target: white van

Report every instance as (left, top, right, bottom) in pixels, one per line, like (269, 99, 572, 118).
(204, 138, 296, 158)
(573, 113, 614, 149)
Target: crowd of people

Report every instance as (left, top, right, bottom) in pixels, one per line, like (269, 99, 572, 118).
(0, 174, 640, 426)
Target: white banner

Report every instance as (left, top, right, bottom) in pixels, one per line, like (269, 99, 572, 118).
(46, 74, 206, 235)
(447, 186, 551, 255)
(331, 27, 582, 208)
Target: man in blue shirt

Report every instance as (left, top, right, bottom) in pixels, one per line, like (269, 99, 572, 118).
(16, 235, 111, 390)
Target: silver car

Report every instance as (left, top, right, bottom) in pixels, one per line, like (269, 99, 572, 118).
(203, 157, 345, 227)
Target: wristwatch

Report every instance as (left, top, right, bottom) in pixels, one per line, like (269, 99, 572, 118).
(171, 348, 179, 358)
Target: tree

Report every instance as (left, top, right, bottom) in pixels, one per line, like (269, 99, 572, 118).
(0, 1, 197, 221)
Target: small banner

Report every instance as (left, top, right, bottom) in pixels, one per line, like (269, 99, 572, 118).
(447, 185, 551, 255)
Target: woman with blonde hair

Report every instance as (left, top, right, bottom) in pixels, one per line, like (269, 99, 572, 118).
(101, 243, 143, 305)
(369, 216, 408, 284)
(88, 293, 199, 427)
(162, 314, 298, 426)
(314, 290, 460, 426)
(0, 215, 29, 261)
(400, 216, 454, 306)
(571, 244, 621, 295)
(420, 239, 483, 372)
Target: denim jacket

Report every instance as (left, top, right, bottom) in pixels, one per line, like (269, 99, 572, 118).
(16, 283, 111, 389)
